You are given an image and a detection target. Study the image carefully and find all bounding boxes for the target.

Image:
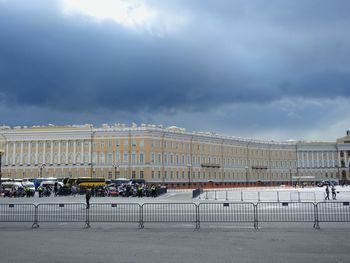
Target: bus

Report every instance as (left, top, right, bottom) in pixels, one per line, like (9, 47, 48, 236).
(75, 177, 106, 188)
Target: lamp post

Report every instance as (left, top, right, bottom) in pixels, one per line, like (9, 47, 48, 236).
(113, 164, 119, 179)
(245, 166, 249, 186)
(187, 163, 192, 188)
(39, 164, 46, 178)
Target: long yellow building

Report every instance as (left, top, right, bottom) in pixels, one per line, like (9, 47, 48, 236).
(0, 124, 349, 187)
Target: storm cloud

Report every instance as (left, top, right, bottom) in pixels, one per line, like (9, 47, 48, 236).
(1, 0, 350, 140)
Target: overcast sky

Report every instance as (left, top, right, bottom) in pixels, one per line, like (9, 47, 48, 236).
(1, 0, 350, 141)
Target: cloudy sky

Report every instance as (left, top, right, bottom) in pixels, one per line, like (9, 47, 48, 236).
(1, 0, 350, 141)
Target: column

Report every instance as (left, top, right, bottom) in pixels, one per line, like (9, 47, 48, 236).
(66, 142, 69, 164)
(50, 141, 54, 164)
(73, 141, 77, 164)
(332, 151, 335, 167)
(13, 142, 16, 165)
(58, 141, 61, 165)
(35, 142, 38, 165)
(5, 142, 9, 165)
(89, 141, 92, 164)
(28, 142, 31, 165)
(43, 141, 46, 164)
(20, 142, 24, 165)
(81, 141, 84, 164)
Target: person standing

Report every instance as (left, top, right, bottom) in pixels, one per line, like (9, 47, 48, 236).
(325, 185, 330, 200)
(54, 182, 58, 197)
(85, 188, 92, 209)
(331, 185, 337, 200)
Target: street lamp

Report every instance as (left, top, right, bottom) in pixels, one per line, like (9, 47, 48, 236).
(245, 166, 249, 186)
(39, 164, 46, 178)
(187, 164, 192, 187)
(113, 164, 119, 179)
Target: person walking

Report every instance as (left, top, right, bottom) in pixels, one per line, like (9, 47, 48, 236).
(325, 185, 330, 200)
(85, 188, 92, 209)
(54, 182, 58, 197)
(331, 185, 337, 200)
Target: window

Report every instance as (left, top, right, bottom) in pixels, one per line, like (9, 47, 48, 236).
(140, 140, 144, 147)
(151, 152, 155, 164)
(116, 152, 121, 163)
(123, 152, 128, 164)
(132, 171, 136, 178)
(132, 153, 136, 164)
(140, 171, 144, 179)
(107, 153, 113, 164)
(164, 153, 167, 164)
(139, 153, 144, 164)
(152, 171, 154, 179)
(116, 140, 120, 147)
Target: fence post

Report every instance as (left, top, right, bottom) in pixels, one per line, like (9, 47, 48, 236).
(277, 191, 280, 202)
(314, 203, 320, 229)
(254, 203, 259, 230)
(32, 205, 39, 228)
(196, 204, 200, 229)
(139, 204, 144, 229)
(258, 192, 261, 202)
(241, 191, 243, 202)
(84, 206, 90, 228)
(226, 191, 228, 201)
(215, 191, 217, 200)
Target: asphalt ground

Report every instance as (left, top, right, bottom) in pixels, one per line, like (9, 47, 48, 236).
(0, 223, 350, 263)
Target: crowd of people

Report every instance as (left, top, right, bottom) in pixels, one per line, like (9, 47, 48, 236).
(0, 180, 162, 199)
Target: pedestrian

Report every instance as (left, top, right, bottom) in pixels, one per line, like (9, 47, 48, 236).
(331, 185, 337, 200)
(325, 185, 330, 200)
(54, 182, 58, 196)
(38, 186, 43, 198)
(85, 188, 92, 209)
(151, 184, 156, 198)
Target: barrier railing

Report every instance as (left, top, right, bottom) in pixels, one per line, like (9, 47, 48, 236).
(36, 203, 87, 227)
(0, 204, 36, 224)
(0, 201, 349, 229)
(141, 203, 197, 228)
(316, 201, 350, 228)
(88, 203, 141, 228)
(256, 202, 316, 228)
(200, 190, 326, 202)
(198, 202, 256, 229)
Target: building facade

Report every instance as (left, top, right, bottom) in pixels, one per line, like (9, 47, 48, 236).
(0, 124, 350, 186)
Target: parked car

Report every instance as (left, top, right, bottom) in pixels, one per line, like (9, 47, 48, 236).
(107, 186, 119, 197)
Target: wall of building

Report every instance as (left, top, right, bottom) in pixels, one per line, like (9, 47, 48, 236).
(1, 125, 349, 184)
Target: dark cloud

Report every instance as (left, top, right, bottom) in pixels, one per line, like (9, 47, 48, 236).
(0, 0, 350, 139)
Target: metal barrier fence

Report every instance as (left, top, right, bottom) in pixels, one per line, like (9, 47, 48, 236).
(200, 190, 325, 202)
(88, 203, 141, 228)
(316, 201, 350, 227)
(36, 203, 87, 227)
(198, 202, 256, 229)
(0, 204, 36, 223)
(0, 202, 349, 229)
(141, 203, 197, 228)
(256, 202, 316, 228)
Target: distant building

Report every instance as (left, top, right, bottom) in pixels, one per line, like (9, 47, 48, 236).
(0, 124, 349, 187)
